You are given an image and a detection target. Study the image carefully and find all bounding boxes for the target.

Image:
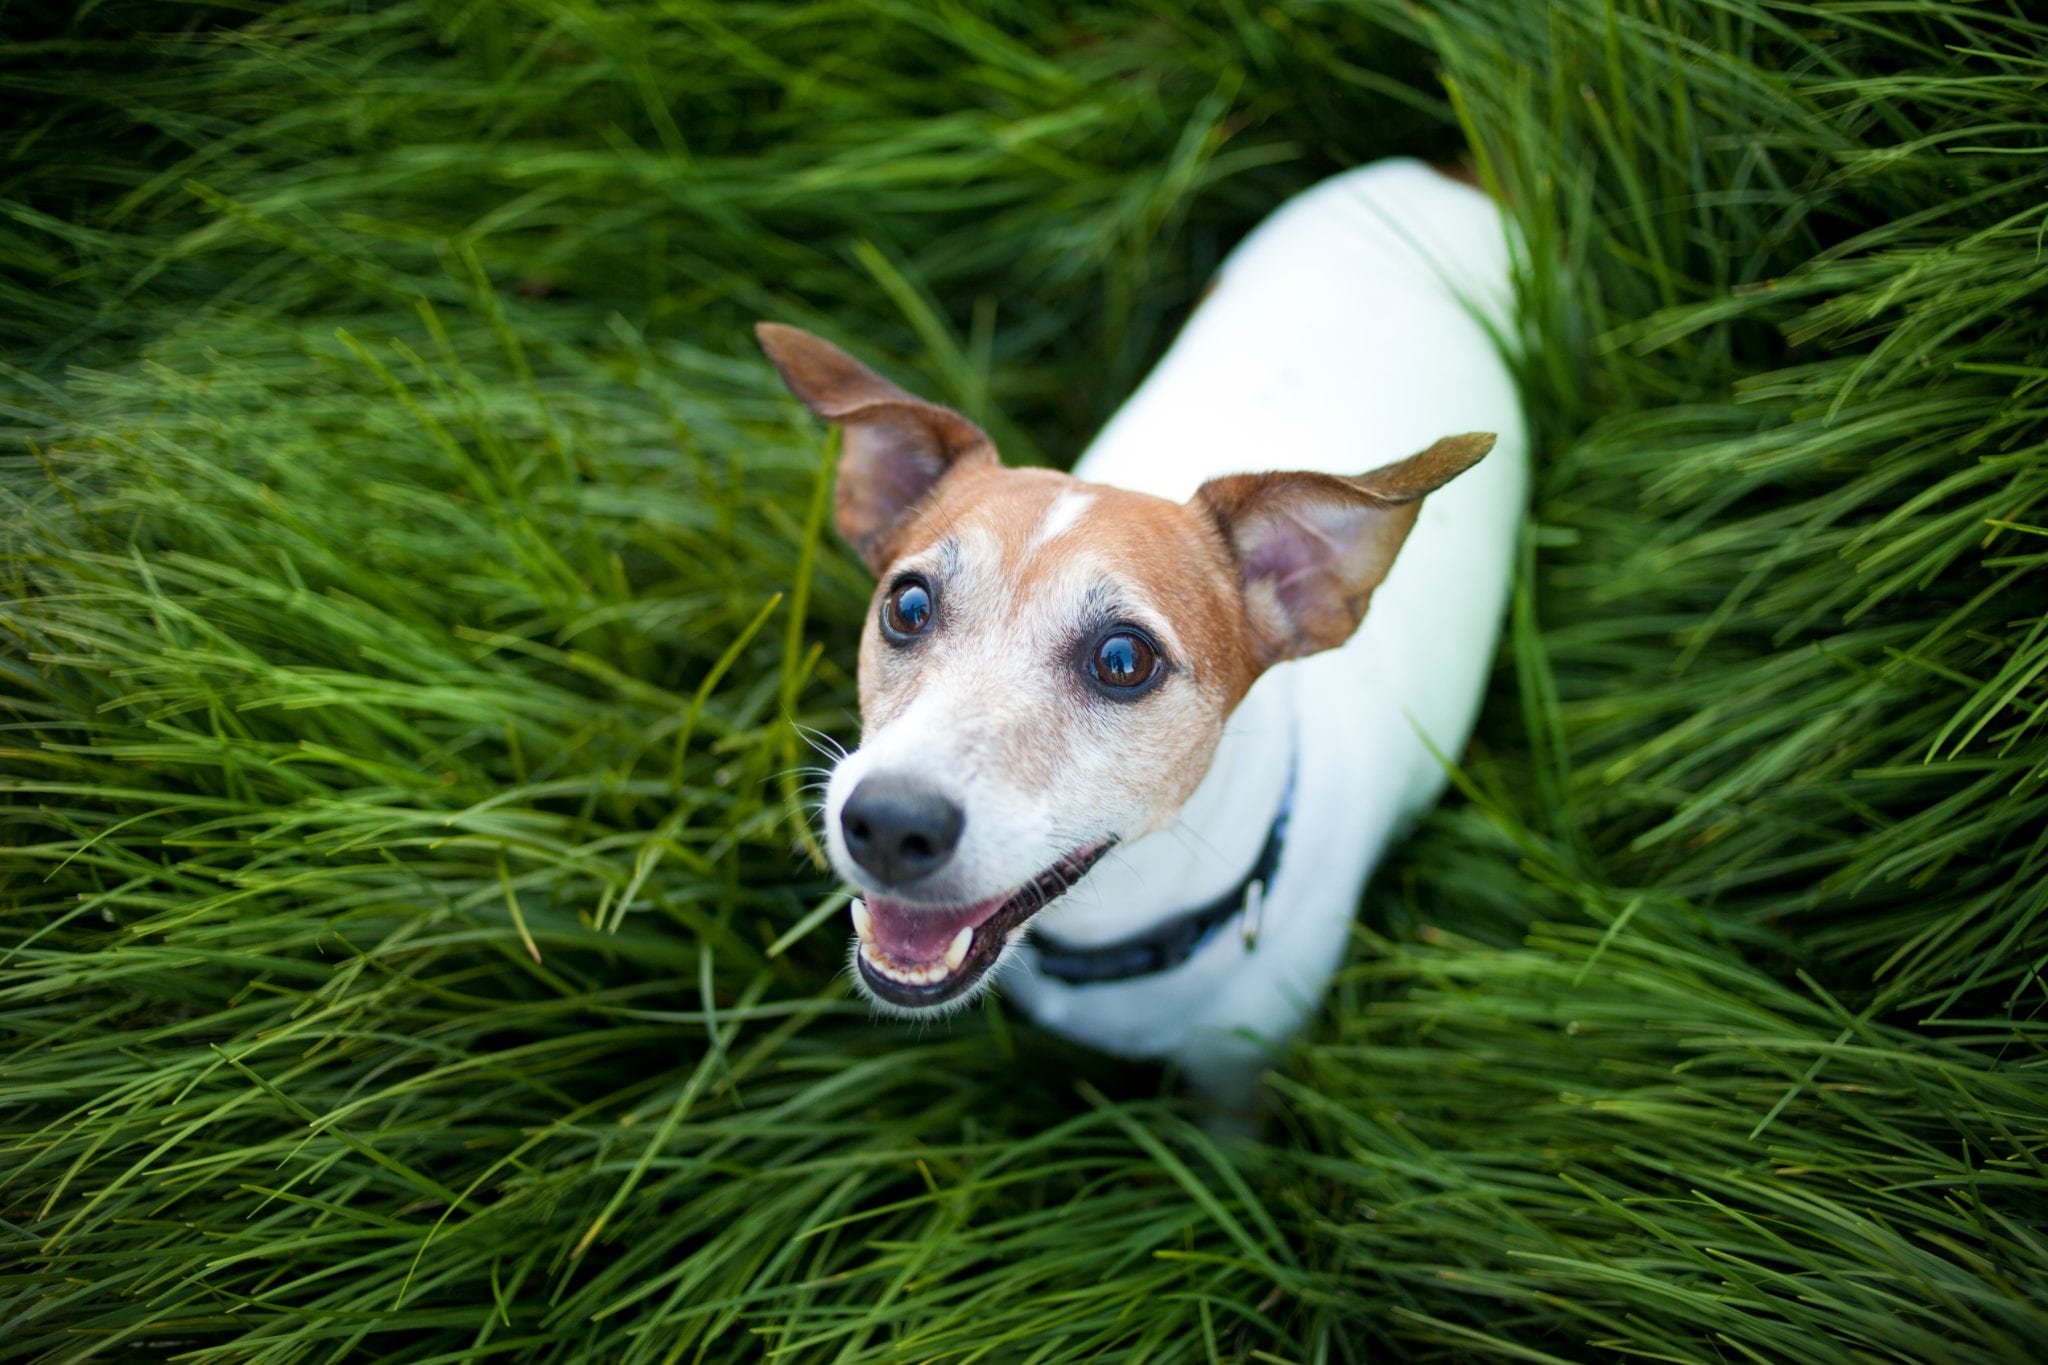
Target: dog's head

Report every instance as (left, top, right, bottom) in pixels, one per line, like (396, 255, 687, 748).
(757, 323, 1492, 1012)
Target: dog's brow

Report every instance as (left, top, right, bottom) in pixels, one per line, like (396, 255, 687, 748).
(1080, 580, 1122, 620)
(1078, 579, 1185, 660)
(899, 537, 961, 580)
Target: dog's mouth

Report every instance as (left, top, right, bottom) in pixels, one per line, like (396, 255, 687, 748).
(850, 842, 1113, 1008)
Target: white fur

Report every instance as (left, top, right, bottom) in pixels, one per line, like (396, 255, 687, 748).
(1030, 488, 1097, 548)
(999, 159, 1530, 1103)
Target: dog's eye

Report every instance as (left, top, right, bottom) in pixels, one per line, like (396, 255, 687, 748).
(882, 577, 935, 641)
(1089, 629, 1162, 694)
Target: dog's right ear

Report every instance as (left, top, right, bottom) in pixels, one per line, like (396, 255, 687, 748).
(756, 323, 997, 574)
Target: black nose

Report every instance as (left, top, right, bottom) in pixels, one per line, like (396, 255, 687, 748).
(840, 774, 964, 887)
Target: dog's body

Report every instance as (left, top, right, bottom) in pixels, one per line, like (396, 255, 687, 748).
(759, 158, 1526, 1108)
(1009, 160, 1527, 1099)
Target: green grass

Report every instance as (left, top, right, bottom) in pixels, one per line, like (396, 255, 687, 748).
(4, 1, 2046, 1360)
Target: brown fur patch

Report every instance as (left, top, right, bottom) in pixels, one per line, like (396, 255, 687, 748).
(857, 464, 1263, 820)
(881, 466, 1262, 708)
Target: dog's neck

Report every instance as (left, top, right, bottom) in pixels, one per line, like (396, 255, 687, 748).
(1027, 666, 1298, 949)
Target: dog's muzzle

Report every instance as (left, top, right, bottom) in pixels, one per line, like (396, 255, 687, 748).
(849, 842, 1114, 1007)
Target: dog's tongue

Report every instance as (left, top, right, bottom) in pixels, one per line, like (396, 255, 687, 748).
(857, 893, 1005, 964)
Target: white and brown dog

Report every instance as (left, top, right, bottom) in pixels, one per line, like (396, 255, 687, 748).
(759, 159, 1527, 1107)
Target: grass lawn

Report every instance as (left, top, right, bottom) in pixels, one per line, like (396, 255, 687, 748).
(4, 1, 2046, 1359)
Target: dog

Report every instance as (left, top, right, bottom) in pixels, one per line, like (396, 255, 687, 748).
(758, 158, 1527, 1109)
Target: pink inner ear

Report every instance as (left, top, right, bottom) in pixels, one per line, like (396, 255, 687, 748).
(836, 408, 972, 568)
(847, 412, 947, 515)
(1242, 500, 1371, 622)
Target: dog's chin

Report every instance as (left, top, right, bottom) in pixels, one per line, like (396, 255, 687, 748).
(845, 841, 1114, 1012)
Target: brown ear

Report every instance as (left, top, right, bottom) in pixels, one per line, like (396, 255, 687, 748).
(756, 322, 997, 573)
(1192, 433, 1495, 667)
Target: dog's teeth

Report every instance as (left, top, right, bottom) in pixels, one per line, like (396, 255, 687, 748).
(859, 940, 940, 986)
(857, 923, 976, 988)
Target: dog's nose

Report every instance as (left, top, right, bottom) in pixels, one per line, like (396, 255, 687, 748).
(839, 774, 964, 887)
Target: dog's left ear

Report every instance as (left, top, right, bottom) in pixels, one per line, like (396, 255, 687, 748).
(1193, 433, 1495, 667)
(756, 322, 998, 574)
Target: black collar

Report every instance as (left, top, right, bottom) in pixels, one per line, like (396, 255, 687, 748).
(1028, 748, 1298, 986)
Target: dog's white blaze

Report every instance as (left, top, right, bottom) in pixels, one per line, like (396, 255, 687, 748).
(1028, 488, 1095, 549)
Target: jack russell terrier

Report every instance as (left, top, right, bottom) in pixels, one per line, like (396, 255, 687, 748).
(758, 158, 1527, 1108)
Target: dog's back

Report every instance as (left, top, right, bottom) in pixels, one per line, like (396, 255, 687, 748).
(1014, 160, 1528, 1097)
